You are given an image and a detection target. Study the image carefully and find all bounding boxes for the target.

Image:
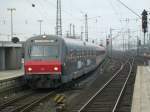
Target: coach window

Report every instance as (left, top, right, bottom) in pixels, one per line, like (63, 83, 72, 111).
(84, 49, 86, 58)
(89, 49, 91, 56)
(86, 50, 88, 57)
(68, 48, 71, 60)
(73, 49, 75, 61)
(71, 49, 74, 61)
(100, 50, 103, 55)
(90, 49, 92, 56)
(88, 49, 90, 56)
(78, 50, 80, 58)
(98, 50, 100, 55)
(81, 49, 84, 57)
(80, 49, 82, 58)
(75, 49, 77, 60)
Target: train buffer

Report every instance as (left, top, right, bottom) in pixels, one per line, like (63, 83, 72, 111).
(54, 94, 67, 112)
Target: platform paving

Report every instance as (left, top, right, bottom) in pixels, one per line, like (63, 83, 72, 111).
(131, 66, 150, 112)
(0, 69, 24, 81)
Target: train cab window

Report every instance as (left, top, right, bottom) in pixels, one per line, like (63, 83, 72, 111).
(30, 45, 59, 59)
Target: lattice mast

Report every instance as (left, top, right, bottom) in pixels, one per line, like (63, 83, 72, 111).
(85, 14, 88, 42)
(56, 0, 62, 36)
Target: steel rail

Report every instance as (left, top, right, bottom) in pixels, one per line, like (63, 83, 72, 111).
(0, 91, 55, 112)
(0, 85, 29, 99)
(78, 59, 129, 112)
(112, 58, 134, 112)
(20, 91, 55, 112)
(0, 91, 34, 110)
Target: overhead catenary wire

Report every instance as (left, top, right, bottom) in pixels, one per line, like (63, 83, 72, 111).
(106, 0, 123, 26)
(116, 0, 150, 30)
(43, 0, 82, 21)
(106, 0, 140, 30)
(26, 0, 53, 21)
(116, 0, 141, 18)
(25, 0, 83, 29)
(105, 0, 135, 41)
(106, 0, 141, 40)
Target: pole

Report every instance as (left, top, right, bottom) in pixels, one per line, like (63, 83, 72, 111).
(66, 31, 69, 38)
(81, 26, 84, 40)
(128, 29, 130, 51)
(123, 32, 125, 56)
(56, 0, 62, 36)
(85, 14, 88, 42)
(73, 24, 75, 38)
(110, 28, 112, 59)
(11, 10, 13, 39)
(7, 8, 16, 40)
(137, 36, 139, 56)
(37, 20, 43, 35)
(144, 33, 146, 45)
(70, 23, 72, 37)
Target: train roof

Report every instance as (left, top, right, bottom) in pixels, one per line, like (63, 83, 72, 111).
(26, 35, 105, 51)
(64, 37, 105, 50)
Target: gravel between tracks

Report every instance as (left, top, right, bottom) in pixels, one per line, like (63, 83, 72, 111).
(68, 59, 121, 112)
(3, 53, 131, 112)
(22, 57, 122, 112)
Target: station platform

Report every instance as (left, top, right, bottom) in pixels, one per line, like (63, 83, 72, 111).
(131, 66, 150, 112)
(0, 69, 24, 81)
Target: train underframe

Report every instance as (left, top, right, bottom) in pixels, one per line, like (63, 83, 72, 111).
(25, 74, 62, 89)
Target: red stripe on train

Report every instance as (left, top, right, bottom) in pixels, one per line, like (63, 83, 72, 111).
(24, 60, 62, 74)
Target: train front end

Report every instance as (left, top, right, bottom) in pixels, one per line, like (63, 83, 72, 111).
(24, 35, 62, 88)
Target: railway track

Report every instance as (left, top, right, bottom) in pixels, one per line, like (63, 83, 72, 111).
(0, 90, 55, 112)
(0, 85, 30, 101)
(74, 58, 134, 112)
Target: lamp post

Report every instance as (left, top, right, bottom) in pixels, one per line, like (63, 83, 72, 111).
(80, 11, 101, 42)
(37, 20, 43, 35)
(7, 8, 16, 40)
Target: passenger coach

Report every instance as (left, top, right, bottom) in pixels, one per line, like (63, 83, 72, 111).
(24, 35, 106, 88)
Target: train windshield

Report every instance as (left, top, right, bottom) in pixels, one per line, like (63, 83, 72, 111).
(30, 45, 59, 59)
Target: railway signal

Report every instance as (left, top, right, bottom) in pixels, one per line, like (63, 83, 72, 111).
(32, 4, 35, 7)
(106, 38, 110, 45)
(142, 10, 148, 45)
(12, 37, 19, 43)
(142, 10, 148, 33)
(37, 20, 43, 35)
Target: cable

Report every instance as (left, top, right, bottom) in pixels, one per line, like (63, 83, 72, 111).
(116, 0, 141, 18)
(43, 0, 83, 21)
(106, 0, 123, 25)
(26, 0, 52, 21)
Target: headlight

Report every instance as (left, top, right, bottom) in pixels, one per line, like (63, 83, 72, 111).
(53, 67, 58, 71)
(28, 67, 32, 71)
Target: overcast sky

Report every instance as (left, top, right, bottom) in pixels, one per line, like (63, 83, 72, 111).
(0, 0, 149, 42)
